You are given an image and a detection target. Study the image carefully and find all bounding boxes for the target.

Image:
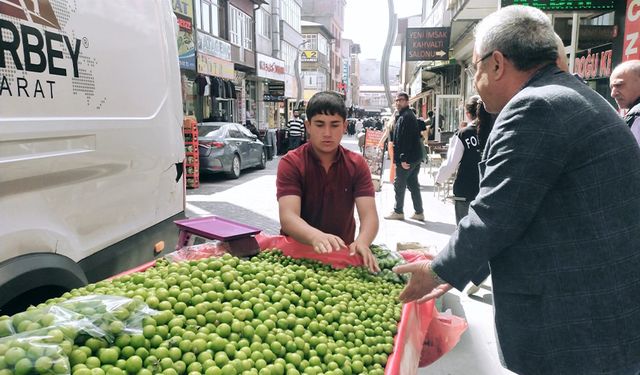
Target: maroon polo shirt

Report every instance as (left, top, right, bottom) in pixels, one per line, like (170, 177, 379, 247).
(276, 143, 375, 244)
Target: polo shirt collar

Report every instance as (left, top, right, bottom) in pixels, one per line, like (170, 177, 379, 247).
(308, 144, 346, 165)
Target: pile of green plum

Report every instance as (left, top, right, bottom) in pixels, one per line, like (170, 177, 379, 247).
(0, 250, 404, 375)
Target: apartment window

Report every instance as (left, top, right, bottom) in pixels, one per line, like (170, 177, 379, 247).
(302, 34, 318, 50)
(256, 7, 271, 38)
(280, 0, 300, 33)
(195, 0, 220, 37)
(229, 6, 253, 50)
(318, 34, 328, 56)
(302, 71, 327, 90)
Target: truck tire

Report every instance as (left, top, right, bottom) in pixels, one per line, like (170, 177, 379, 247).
(0, 253, 88, 315)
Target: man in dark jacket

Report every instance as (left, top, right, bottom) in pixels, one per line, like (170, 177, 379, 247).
(395, 5, 640, 375)
(384, 92, 426, 221)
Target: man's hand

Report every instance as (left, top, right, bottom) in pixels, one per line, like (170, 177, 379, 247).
(401, 161, 410, 170)
(310, 233, 347, 253)
(394, 261, 452, 303)
(349, 242, 380, 273)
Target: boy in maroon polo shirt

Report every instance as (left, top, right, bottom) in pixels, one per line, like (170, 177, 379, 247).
(276, 91, 380, 273)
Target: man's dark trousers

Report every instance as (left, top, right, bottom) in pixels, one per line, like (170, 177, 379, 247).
(393, 161, 423, 214)
(288, 135, 302, 151)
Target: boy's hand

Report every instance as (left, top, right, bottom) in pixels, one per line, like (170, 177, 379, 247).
(311, 233, 346, 253)
(349, 242, 380, 273)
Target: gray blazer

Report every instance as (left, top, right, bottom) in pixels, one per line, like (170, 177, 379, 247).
(432, 65, 640, 375)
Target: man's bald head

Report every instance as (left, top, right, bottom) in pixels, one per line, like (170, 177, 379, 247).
(610, 60, 640, 110)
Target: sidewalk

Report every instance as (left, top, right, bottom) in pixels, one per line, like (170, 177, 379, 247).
(186, 137, 514, 374)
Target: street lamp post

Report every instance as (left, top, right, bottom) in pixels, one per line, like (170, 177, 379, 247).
(294, 41, 308, 105)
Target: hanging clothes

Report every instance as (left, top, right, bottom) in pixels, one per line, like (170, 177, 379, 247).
(195, 75, 207, 96)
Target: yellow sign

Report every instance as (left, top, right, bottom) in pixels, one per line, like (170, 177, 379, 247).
(197, 54, 235, 80)
(172, 0, 193, 19)
(301, 50, 318, 62)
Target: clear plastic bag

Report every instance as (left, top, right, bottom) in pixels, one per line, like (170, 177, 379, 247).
(165, 240, 230, 262)
(0, 305, 101, 339)
(0, 327, 73, 375)
(370, 244, 409, 284)
(55, 295, 157, 341)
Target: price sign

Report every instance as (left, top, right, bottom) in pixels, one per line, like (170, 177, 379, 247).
(501, 0, 615, 11)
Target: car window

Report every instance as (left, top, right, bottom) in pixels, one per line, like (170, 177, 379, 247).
(198, 125, 225, 138)
(227, 125, 245, 139)
(237, 126, 256, 139)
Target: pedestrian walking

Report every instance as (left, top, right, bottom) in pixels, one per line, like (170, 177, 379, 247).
(395, 5, 640, 375)
(384, 92, 426, 221)
(286, 111, 305, 151)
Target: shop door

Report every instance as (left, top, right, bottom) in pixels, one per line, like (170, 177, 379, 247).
(435, 94, 463, 143)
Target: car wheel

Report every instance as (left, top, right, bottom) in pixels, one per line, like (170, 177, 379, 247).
(227, 154, 241, 179)
(257, 150, 267, 169)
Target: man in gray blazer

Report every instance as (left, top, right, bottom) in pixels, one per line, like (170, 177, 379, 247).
(395, 5, 640, 375)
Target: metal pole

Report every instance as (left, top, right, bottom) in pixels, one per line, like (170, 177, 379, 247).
(381, 0, 397, 109)
(569, 12, 580, 73)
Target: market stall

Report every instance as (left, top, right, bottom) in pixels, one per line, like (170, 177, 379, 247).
(0, 216, 466, 375)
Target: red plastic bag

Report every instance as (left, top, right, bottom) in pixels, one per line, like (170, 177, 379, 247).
(255, 233, 363, 269)
(419, 309, 468, 367)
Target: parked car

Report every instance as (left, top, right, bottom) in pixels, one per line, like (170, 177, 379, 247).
(198, 122, 267, 178)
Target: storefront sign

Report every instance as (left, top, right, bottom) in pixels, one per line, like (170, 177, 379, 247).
(301, 50, 318, 63)
(172, 0, 193, 19)
(178, 28, 196, 71)
(342, 60, 350, 86)
(197, 54, 234, 79)
(177, 16, 192, 31)
(405, 27, 450, 61)
(573, 47, 613, 80)
(363, 130, 385, 190)
(256, 53, 286, 81)
(624, 0, 640, 61)
(501, 0, 615, 11)
(197, 33, 232, 61)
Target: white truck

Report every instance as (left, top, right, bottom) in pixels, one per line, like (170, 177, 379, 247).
(0, 0, 186, 314)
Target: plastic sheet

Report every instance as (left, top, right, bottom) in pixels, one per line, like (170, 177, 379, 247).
(255, 233, 363, 269)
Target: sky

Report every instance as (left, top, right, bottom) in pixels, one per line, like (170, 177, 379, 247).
(343, 0, 422, 61)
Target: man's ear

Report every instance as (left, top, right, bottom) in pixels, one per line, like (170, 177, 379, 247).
(492, 51, 508, 81)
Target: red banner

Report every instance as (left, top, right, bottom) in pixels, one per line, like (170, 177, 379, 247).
(623, 0, 640, 61)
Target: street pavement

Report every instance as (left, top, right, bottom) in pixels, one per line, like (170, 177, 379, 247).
(187, 135, 515, 375)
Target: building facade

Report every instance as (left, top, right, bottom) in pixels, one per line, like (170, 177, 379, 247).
(300, 20, 333, 103)
(301, 0, 346, 92)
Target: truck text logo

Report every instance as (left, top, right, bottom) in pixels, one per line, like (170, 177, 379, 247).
(0, 0, 81, 99)
(0, 0, 60, 28)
